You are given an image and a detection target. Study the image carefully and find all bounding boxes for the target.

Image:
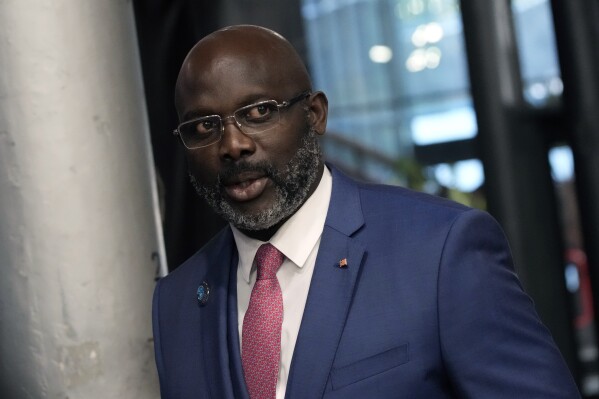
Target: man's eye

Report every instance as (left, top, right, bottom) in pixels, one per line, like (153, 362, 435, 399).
(245, 104, 275, 120)
(196, 120, 218, 133)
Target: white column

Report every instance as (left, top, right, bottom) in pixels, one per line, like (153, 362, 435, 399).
(0, 1, 165, 397)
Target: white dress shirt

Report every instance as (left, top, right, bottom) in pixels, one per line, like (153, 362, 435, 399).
(231, 166, 332, 399)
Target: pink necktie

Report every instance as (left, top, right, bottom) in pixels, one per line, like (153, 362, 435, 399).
(242, 243, 285, 399)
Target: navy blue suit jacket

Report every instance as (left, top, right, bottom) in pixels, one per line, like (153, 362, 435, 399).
(153, 166, 580, 398)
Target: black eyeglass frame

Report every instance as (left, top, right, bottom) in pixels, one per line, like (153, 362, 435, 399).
(173, 91, 311, 150)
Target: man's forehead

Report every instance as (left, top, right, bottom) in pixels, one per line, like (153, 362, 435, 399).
(184, 50, 271, 80)
(179, 29, 289, 89)
(178, 52, 284, 99)
(176, 55, 290, 119)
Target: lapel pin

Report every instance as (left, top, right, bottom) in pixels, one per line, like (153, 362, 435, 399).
(197, 281, 210, 306)
(339, 258, 348, 268)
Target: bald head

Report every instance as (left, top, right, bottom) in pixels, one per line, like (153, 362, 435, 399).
(175, 25, 312, 118)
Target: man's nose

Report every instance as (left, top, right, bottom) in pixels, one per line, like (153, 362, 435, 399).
(218, 117, 256, 161)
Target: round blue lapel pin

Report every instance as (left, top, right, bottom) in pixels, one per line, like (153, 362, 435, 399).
(197, 281, 210, 306)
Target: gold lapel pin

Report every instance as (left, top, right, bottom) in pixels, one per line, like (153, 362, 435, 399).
(339, 258, 348, 268)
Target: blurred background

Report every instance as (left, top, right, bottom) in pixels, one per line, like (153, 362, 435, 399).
(1, 0, 599, 397)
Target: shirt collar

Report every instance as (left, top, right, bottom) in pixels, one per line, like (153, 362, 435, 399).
(232, 166, 332, 283)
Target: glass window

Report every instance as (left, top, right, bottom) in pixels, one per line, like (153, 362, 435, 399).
(511, 0, 562, 106)
(302, 0, 482, 205)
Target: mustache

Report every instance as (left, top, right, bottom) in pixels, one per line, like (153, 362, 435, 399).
(217, 161, 277, 186)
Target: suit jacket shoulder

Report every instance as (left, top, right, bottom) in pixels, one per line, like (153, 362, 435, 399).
(299, 166, 580, 398)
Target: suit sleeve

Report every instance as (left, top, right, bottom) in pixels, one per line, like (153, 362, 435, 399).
(437, 209, 580, 398)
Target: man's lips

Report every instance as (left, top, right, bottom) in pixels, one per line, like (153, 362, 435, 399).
(223, 173, 269, 202)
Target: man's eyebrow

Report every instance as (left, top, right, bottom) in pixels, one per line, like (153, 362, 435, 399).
(182, 109, 213, 122)
(181, 93, 274, 122)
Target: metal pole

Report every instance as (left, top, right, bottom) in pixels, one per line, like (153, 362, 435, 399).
(460, 0, 579, 377)
(550, 0, 599, 345)
(0, 1, 165, 397)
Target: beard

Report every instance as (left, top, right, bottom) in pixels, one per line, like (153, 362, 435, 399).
(189, 129, 322, 231)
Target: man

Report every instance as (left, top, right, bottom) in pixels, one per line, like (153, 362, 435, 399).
(152, 25, 580, 398)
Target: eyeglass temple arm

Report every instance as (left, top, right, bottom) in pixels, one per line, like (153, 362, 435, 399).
(280, 91, 311, 109)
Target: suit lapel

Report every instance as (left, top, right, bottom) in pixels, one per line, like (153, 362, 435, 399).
(285, 166, 366, 399)
(199, 228, 240, 399)
(227, 249, 250, 399)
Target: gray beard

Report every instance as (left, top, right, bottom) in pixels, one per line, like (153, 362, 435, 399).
(189, 129, 322, 231)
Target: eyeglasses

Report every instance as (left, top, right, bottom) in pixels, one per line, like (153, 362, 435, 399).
(173, 91, 311, 149)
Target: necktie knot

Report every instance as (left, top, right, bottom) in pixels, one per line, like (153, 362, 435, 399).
(255, 243, 284, 280)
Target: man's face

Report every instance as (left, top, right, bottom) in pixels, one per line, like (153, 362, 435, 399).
(189, 129, 321, 231)
(176, 50, 325, 234)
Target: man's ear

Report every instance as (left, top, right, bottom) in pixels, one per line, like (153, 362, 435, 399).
(307, 91, 328, 135)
